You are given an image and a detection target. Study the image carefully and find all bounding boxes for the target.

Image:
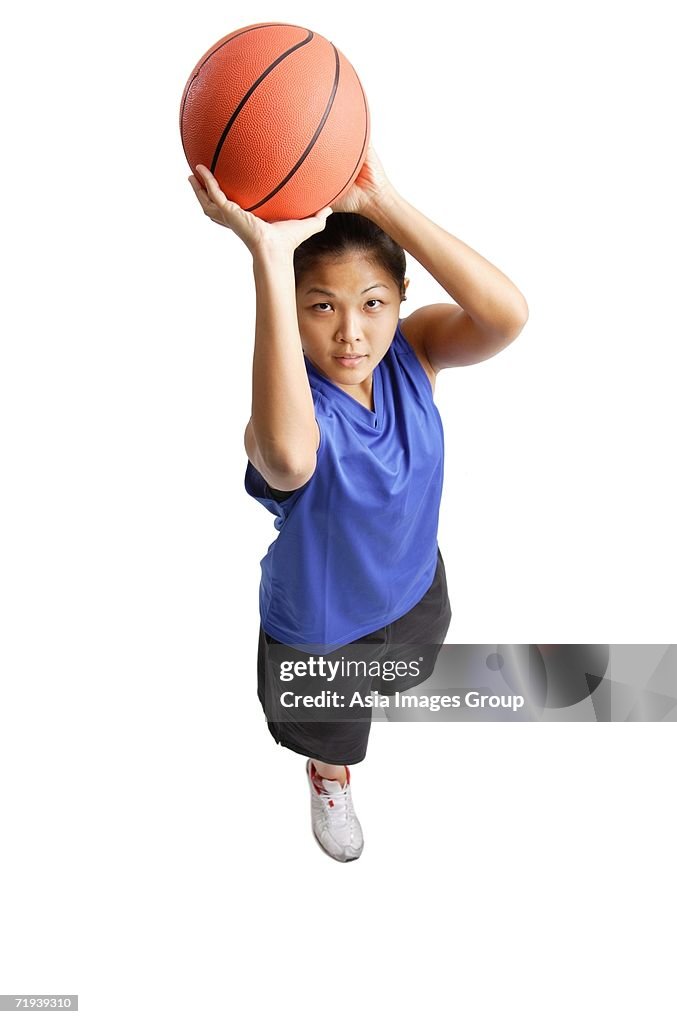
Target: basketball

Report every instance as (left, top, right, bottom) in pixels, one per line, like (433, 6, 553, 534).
(180, 22, 370, 222)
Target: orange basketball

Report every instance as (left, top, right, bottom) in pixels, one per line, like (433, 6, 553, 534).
(179, 22, 370, 222)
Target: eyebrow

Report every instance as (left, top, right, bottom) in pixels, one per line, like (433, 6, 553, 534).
(303, 283, 390, 297)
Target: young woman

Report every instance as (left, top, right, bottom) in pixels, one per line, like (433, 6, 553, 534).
(189, 144, 528, 862)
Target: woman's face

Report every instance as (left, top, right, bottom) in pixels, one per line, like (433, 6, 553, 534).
(296, 252, 407, 403)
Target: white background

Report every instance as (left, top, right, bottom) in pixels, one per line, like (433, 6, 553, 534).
(1, 1, 675, 1021)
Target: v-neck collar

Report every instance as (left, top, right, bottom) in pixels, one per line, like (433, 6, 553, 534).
(304, 355, 383, 431)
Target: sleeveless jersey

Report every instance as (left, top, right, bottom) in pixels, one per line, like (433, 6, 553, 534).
(244, 318, 445, 654)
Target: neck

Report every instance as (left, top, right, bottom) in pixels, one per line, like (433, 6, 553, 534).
(338, 373, 374, 411)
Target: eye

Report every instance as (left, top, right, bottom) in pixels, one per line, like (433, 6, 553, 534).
(311, 299, 383, 311)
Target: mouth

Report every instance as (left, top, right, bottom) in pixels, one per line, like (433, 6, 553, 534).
(334, 354, 367, 367)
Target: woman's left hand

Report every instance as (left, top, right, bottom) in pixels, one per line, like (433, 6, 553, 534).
(329, 143, 398, 215)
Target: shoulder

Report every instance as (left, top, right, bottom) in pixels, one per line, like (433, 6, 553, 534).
(395, 313, 437, 393)
(399, 303, 528, 371)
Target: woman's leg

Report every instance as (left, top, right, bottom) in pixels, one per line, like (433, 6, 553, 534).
(311, 759, 347, 784)
(258, 626, 373, 768)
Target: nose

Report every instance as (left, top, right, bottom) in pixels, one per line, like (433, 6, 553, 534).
(336, 312, 361, 345)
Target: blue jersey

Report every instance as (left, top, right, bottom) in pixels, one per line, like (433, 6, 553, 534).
(245, 319, 445, 654)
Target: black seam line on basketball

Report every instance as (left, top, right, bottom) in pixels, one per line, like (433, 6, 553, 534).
(209, 30, 314, 175)
(322, 62, 370, 209)
(246, 44, 340, 213)
(180, 24, 310, 146)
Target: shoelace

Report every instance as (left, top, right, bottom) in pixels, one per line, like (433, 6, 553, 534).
(316, 784, 352, 829)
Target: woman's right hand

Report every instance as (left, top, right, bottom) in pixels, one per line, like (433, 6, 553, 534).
(188, 165, 333, 256)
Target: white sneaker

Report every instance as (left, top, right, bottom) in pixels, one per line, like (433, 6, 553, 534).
(306, 760, 364, 862)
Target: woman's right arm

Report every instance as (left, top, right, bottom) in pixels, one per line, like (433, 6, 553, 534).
(245, 247, 320, 492)
(188, 164, 329, 493)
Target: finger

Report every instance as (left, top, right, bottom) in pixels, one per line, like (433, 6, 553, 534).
(188, 175, 210, 201)
(199, 168, 235, 213)
(196, 164, 221, 194)
(188, 177, 211, 213)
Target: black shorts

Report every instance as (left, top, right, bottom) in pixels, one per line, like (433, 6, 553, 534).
(256, 547, 452, 765)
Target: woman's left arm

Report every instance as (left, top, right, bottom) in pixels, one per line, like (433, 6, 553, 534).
(332, 144, 529, 369)
(366, 188, 529, 368)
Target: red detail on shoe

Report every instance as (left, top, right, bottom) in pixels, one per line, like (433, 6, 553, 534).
(328, 799, 334, 807)
(310, 763, 325, 795)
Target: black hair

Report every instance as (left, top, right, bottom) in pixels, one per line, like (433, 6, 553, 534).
(293, 212, 407, 301)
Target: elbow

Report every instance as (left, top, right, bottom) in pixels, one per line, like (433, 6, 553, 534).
(515, 294, 529, 331)
(503, 297, 529, 342)
(259, 445, 317, 491)
(247, 417, 320, 491)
